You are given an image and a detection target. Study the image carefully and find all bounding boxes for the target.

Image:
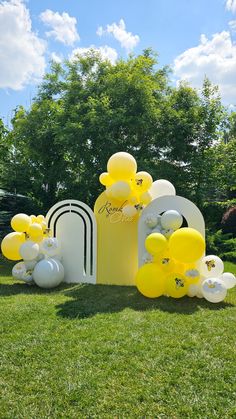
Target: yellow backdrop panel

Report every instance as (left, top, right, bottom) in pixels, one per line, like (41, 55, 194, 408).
(94, 192, 138, 285)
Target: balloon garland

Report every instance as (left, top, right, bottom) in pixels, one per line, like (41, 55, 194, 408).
(1, 151, 235, 300)
(1, 214, 64, 289)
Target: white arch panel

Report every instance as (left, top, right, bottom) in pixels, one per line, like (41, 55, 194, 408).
(46, 199, 97, 284)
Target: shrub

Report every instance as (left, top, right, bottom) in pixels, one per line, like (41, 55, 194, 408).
(206, 229, 236, 262)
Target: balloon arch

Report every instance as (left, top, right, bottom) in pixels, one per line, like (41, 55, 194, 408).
(1, 152, 235, 303)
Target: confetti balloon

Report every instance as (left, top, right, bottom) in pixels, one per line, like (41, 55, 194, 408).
(201, 278, 227, 303)
(199, 255, 224, 278)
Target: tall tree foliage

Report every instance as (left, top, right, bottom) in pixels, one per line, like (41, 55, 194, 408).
(0, 50, 228, 211)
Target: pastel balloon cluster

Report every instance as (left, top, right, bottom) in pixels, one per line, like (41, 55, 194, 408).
(137, 209, 236, 303)
(99, 152, 176, 217)
(1, 213, 64, 289)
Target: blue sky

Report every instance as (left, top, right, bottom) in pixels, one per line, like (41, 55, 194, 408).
(1, 0, 236, 125)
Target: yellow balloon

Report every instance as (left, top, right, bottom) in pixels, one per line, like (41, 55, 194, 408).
(134, 171, 153, 192)
(107, 152, 137, 180)
(11, 213, 31, 233)
(108, 181, 131, 201)
(136, 263, 166, 298)
(169, 228, 205, 263)
(99, 172, 113, 186)
(140, 191, 152, 205)
(36, 215, 45, 224)
(145, 233, 168, 256)
(129, 193, 139, 205)
(41, 221, 47, 231)
(28, 223, 43, 241)
(30, 215, 37, 223)
(165, 273, 189, 298)
(1, 232, 25, 260)
(154, 250, 175, 273)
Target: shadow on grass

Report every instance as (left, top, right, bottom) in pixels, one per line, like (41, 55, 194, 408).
(55, 284, 234, 319)
(0, 281, 78, 296)
(1, 280, 234, 317)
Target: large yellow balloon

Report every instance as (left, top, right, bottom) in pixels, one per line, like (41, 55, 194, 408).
(165, 273, 189, 298)
(136, 263, 166, 298)
(1, 232, 25, 260)
(99, 172, 113, 186)
(169, 228, 205, 263)
(11, 213, 31, 233)
(28, 223, 43, 242)
(107, 152, 137, 180)
(145, 233, 168, 256)
(134, 171, 153, 192)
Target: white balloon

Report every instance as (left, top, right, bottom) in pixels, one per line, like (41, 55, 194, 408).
(41, 238, 60, 258)
(144, 213, 158, 228)
(161, 210, 183, 230)
(19, 240, 39, 261)
(12, 262, 26, 280)
(21, 270, 34, 284)
(161, 228, 174, 239)
(149, 179, 176, 200)
(122, 205, 138, 218)
(24, 259, 37, 270)
(37, 253, 45, 262)
(202, 278, 227, 303)
(33, 258, 64, 289)
(187, 284, 198, 297)
(198, 255, 224, 278)
(221, 272, 236, 289)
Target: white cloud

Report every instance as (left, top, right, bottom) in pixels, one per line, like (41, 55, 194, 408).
(70, 45, 118, 65)
(226, 0, 236, 13)
(0, 0, 46, 90)
(173, 31, 236, 104)
(40, 9, 79, 46)
(97, 19, 139, 52)
(229, 19, 236, 31)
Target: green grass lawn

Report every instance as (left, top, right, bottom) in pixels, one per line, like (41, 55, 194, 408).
(0, 260, 236, 418)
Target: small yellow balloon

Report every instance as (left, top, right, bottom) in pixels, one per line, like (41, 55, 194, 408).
(30, 215, 37, 223)
(107, 152, 137, 180)
(169, 228, 205, 263)
(140, 191, 152, 205)
(11, 213, 31, 233)
(136, 263, 166, 298)
(28, 223, 43, 240)
(36, 215, 45, 224)
(129, 193, 139, 205)
(145, 233, 168, 256)
(134, 171, 153, 192)
(99, 172, 113, 186)
(165, 273, 189, 298)
(1, 232, 25, 261)
(41, 221, 47, 231)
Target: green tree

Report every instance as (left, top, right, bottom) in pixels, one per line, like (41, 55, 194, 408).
(0, 51, 227, 212)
